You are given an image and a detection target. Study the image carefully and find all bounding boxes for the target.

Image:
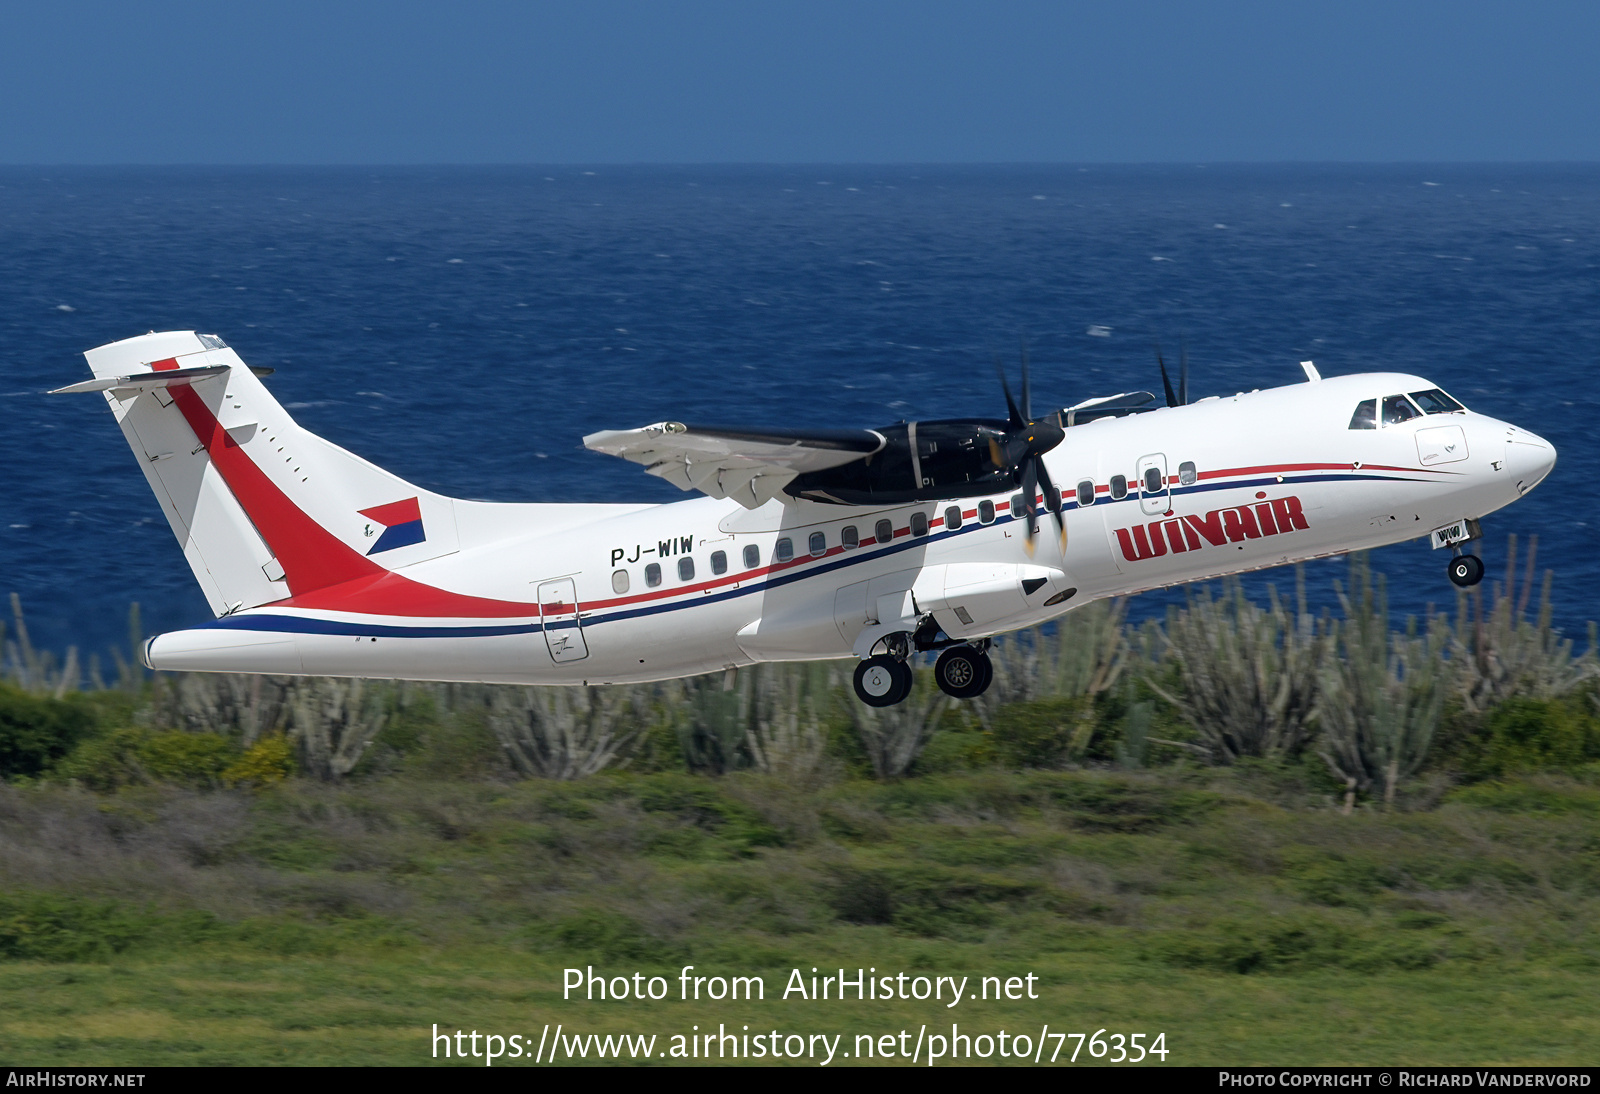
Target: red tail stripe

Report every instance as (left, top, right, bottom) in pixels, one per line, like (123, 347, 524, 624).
(168, 380, 544, 617)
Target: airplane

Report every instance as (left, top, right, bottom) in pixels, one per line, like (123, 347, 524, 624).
(52, 330, 1556, 707)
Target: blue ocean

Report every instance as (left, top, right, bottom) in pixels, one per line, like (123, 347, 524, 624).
(2, 165, 1597, 659)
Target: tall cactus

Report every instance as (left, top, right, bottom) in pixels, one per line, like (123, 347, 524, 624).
(973, 597, 1129, 725)
(744, 663, 835, 781)
(290, 677, 387, 780)
(1318, 560, 1447, 807)
(1148, 571, 1326, 763)
(1452, 536, 1598, 711)
(850, 671, 949, 779)
(487, 684, 646, 780)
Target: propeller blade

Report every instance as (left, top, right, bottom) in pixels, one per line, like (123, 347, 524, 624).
(995, 354, 1024, 429)
(988, 435, 1004, 469)
(1021, 458, 1039, 540)
(1178, 338, 1189, 406)
(1019, 339, 1032, 423)
(1155, 342, 1179, 408)
(1033, 457, 1067, 547)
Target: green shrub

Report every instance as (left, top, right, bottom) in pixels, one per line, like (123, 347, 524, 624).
(987, 696, 1095, 768)
(1446, 776, 1600, 817)
(0, 684, 95, 778)
(53, 727, 237, 790)
(1152, 914, 1446, 974)
(0, 893, 221, 962)
(1460, 698, 1598, 781)
(827, 863, 1037, 937)
(635, 774, 787, 856)
(550, 910, 680, 962)
(1280, 847, 1400, 908)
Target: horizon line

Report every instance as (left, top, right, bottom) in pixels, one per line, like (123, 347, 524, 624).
(5, 160, 1600, 169)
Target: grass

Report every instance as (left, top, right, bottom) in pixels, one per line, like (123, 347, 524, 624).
(2, 768, 1597, 1065)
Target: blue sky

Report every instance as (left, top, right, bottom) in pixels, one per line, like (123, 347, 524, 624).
(2, 1, 1597, 163)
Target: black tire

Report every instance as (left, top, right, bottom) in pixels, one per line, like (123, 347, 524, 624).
(854, 655, 914, 706)
(934, 647, 993, 699)
(1449, 553, 1485, 588)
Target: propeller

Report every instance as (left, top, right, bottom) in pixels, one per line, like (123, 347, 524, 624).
(1154, 338, 1190, 408)
(992, 345, 1065, 553)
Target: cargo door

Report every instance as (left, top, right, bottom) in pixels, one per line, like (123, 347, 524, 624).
(537, 578, 589, 663)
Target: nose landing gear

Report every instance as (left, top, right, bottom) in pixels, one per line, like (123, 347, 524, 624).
(1449, 551, 1485, 588)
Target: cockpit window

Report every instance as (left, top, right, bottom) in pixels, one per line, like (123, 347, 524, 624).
(1349, 399, 1376, 430)
(1381, 395, 1420, 426)
(1409, 388, 1465, 414)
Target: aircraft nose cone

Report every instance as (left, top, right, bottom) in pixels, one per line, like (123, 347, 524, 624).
(1504, 426, 1556, 496)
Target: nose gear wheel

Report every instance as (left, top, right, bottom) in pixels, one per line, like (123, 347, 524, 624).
(1449, 553, 1485, 587)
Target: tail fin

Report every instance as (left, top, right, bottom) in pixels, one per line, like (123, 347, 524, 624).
(64, 331, 460, 616)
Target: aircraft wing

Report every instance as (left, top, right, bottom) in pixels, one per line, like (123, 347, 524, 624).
(583, 422, 884, 508)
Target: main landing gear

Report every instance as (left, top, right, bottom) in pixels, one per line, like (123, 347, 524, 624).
(853, 656, 914, 707)
(851, 638, 995, 706)
(933, 645, 994, 700)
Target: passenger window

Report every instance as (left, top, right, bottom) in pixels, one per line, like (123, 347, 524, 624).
(775, 537, 794, 562)
(1409, 388, 1465, 414)
(645, 563, 662, 587)
(611, 569, 630, 594)
(978, 500, 995, 524)
(1110, 475, 1128, 500)
(809, 531, 826, 557)
(1179, 461, 1197, 486)
(944, 506, 962, 530)
(1349, 399, 1377, 430)
(743, 544, 760, 569)
(842, 525, 859, 549)
(1382, 395, 1420, 426)
(678, 556, 695, 581)
(1076, 480, 1094, 507)
(711, 550, 727, 575)
(1143, 467, 1164, 494)
(1047, 486, 1062, 510)
(874, 519, 893, 543)
(1010, 494, 1026, 518)
(910, 511, 929, 537)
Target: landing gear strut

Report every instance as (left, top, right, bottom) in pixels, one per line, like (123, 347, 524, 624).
(933, 646, 994, 699)
(1448, 552, 1485, 588)
(853, 655, 914, 707)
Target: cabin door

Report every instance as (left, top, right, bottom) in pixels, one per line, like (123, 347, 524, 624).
(537, 578, 589, 663)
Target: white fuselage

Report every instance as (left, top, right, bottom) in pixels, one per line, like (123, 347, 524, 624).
(142, 371, 1555, 685)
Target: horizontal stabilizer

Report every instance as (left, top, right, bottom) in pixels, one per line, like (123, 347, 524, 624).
(50, 364, 274, 395)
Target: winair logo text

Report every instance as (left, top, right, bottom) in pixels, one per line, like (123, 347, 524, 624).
(1116, 496, 1310, 562)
